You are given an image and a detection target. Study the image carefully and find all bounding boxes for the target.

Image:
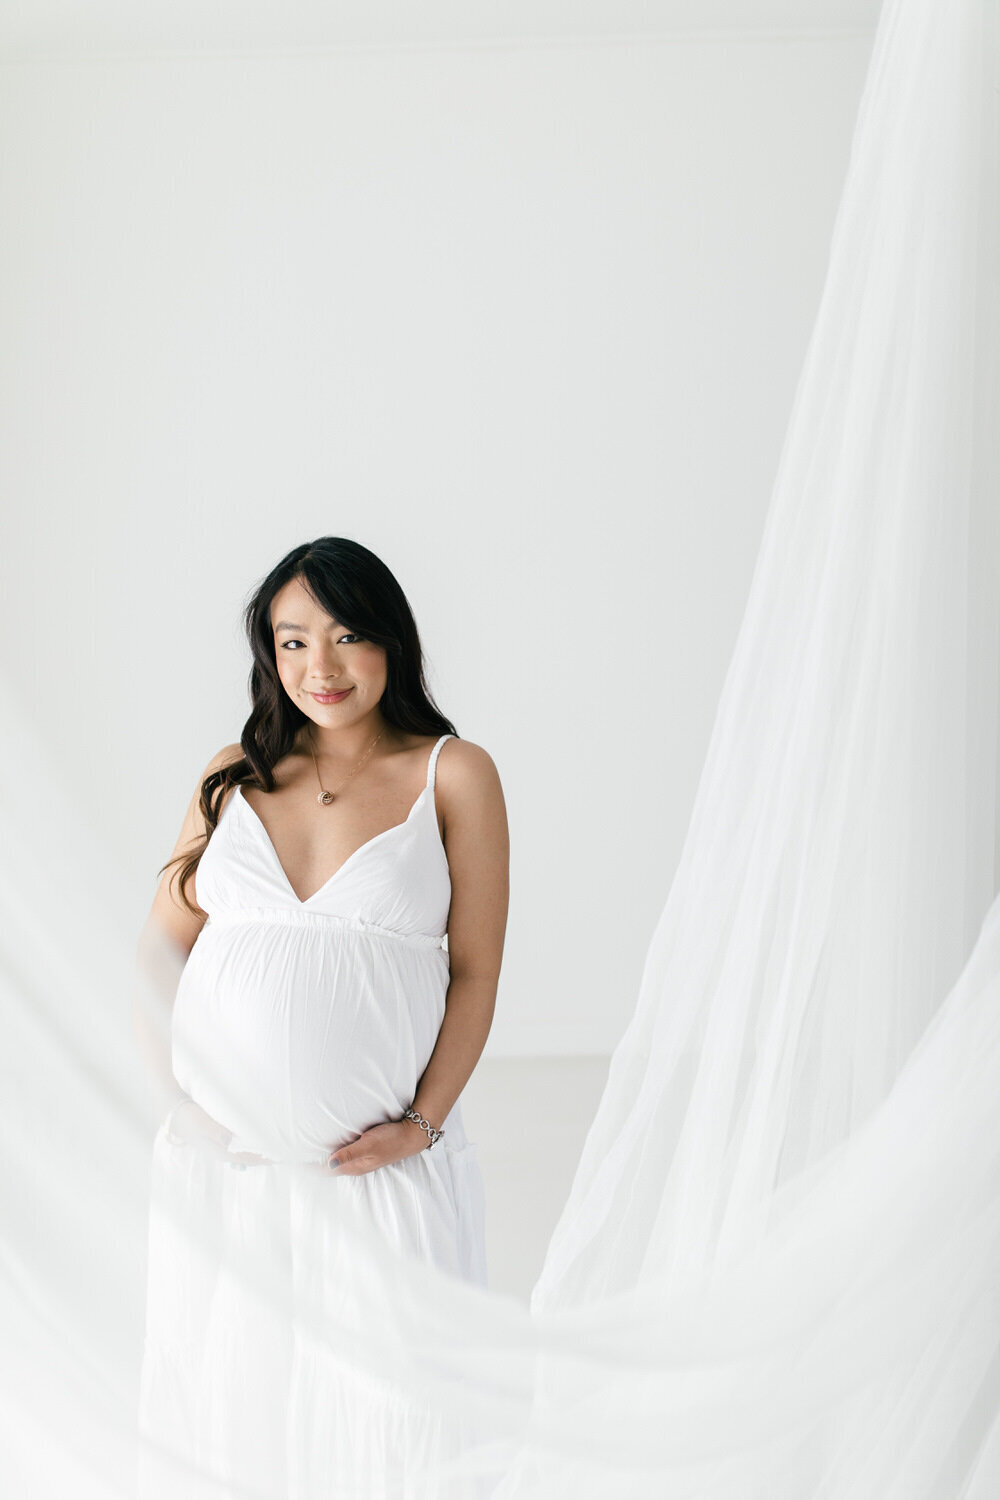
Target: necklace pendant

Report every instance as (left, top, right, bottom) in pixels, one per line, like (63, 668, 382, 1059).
(318, 790, 335, 806)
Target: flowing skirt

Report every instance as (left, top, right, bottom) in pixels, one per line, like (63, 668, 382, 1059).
(138, 1120, 491, 1500)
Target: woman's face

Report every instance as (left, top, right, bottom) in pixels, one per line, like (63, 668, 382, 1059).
(269, 576, 388, 730)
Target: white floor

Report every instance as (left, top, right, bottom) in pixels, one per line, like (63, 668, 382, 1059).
(459, 1055, 611, 1303)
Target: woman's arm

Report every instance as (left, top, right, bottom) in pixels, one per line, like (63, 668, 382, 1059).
(407, 738, 509, 1138)
(329, 738, 509, 1175)
(133, 744, 242, 1129)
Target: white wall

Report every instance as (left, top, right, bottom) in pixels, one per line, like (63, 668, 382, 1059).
(0, 28, 873, 1054)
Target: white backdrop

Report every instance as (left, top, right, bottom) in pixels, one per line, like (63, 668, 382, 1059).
(0, 21, 873, 1055)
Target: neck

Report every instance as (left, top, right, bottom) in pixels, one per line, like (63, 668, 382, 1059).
(303, 711, 393, 764)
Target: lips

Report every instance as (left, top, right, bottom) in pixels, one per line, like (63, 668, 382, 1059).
(310, 687, 353, 703)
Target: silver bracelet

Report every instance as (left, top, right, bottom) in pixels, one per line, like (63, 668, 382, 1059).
(402, 1105, 444, 1150)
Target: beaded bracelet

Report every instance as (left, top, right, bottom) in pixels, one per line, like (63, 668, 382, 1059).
(402, 1105, 444, 1150)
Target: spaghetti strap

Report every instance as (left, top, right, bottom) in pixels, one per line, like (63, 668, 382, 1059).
(426, 734, 452, 792)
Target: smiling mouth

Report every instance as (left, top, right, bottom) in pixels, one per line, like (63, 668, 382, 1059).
(310, 687, 353, 701)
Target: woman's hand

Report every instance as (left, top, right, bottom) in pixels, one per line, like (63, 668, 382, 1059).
(325, 1118, 432, 1176)
(164, 1096, 272, 1167)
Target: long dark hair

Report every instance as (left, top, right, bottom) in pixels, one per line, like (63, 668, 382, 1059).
(161, 536, 458, 915)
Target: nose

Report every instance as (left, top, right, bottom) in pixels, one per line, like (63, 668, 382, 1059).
(306, 646, 343, 684)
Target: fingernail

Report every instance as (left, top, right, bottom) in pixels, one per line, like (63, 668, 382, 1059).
(329, 1156, 340, 1168)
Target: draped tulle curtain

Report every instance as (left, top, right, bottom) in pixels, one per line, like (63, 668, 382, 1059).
(531, 0, 1000, 1314)
(2, 0, 1000, 1495)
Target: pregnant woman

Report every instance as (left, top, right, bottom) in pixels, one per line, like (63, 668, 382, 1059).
(135, 535, 509, 1499)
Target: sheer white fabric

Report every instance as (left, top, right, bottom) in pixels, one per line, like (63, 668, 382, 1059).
(2, 0, 999, 1494)
(532, 0, 1000, 1313)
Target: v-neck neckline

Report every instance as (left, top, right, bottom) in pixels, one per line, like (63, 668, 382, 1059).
(234, 782, 430, 906)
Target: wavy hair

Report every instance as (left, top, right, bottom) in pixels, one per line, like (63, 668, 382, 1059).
(160, 536, 458, 915)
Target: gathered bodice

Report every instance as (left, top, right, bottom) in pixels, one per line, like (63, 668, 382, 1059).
(194, 734, 454, 946)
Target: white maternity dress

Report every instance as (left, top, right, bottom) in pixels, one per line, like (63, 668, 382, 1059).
(138, 733, 491, 1500)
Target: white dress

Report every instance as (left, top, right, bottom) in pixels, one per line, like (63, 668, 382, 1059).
(138, 733, 491, 1500)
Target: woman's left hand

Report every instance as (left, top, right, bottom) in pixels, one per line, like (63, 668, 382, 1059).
(325, 1118, 431, 1176)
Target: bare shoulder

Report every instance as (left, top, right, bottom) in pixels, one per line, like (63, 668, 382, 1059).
(146, 741, 246, 950)
(436, 736, 507, 833)
(176, 741, 244, 848)
(202, 741, 244, 780)
(436, 735, 504, 794)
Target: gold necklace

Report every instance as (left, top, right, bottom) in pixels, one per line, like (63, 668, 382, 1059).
(308, 727, 385, 806)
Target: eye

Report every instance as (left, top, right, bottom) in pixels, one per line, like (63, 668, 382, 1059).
(278, 633, 363, 650)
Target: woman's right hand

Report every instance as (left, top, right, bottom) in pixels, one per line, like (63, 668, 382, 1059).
(164, 1096, 272, 1167)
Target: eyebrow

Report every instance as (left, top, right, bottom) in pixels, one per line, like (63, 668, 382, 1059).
(272, 619, 343, 632)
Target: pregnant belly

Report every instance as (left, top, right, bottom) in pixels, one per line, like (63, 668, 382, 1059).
(171, 920, 448, 1163)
